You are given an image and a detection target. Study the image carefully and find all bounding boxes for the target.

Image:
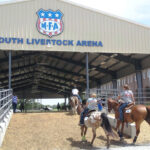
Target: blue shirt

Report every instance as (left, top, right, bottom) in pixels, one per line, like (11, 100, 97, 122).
(12, 96, 18, 104)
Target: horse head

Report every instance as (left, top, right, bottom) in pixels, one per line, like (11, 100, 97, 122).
(107, 98, 118, 112)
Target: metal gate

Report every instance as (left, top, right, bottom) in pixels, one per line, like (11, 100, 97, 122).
(0, 89, 12, 122)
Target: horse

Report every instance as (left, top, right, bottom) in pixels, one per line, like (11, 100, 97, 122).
(69, 96, 83, 115)
(107, 98, 150, 144)
(19, 101, 25, 112)
(81, 111, 117, 148)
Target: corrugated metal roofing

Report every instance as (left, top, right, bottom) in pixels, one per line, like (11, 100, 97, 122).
(0, 0, 150, 54)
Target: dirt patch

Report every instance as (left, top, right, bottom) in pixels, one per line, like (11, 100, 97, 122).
(0, 112, 150, 150)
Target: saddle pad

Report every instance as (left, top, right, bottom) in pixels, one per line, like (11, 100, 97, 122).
(125, 109, 131, 113)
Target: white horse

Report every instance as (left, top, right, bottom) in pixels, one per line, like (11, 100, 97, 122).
(69, 96, 82, 115)
(81, 111, 117, 148)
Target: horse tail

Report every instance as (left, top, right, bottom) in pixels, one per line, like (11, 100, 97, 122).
(101, 113, 112, 132)
(101, 113, 117, 138)
(145, 106, 150, 124)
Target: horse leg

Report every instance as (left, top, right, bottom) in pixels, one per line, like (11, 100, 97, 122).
(81, 126, 87, 142)
(81, 125, 84, 136)
(133, 121, 142, 144)
(83, 126, 87, 142)
(84, 126, 87, 136)
(72, 108, 75, 115)
(91, 128, 96, 145)
(106, 135, 110, 149)
(115, 119, 121, 131)
(116, 120, 122, 138)
(119, 122, 124, 141)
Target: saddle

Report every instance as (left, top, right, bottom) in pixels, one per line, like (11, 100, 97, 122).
(124, 102, 134, 110)
(121, 102, 134, 123)
(85, 110, 96, 117)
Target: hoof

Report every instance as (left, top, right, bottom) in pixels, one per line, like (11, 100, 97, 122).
(82, 139, 87, 142)
(120, 137, 123, 142)
(107, 144, 110, 149)
(131, 142, 135, 146)
(90, 142, 93, 146)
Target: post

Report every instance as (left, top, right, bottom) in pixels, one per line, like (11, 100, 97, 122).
(8, 51, 12, 89)
(135, 62, 143, 104)
(112, 79, 118, 98)
(86, 53, 89, 98)
(136, 70, 143, 104)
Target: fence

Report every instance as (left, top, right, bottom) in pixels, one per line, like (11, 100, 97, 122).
(88, 88, 150, 109)
(0, 89, 12, 122)
(0, 89, 13, 146)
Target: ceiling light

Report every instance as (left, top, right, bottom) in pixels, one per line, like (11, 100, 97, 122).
(100, 61, 106, 65)
(110, 54, 118, 58)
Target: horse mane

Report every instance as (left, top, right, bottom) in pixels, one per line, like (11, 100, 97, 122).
(108, 98, 118, 106)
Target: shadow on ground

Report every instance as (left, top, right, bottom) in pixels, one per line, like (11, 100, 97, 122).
(67, 137, 101, 149)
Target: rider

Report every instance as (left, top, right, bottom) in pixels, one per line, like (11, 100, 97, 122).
(72, 86, 82, 103)
(79, 93, 98, 126)
(117, 84, 135, 122)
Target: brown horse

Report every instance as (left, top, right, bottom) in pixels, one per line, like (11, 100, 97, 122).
(81, 111, 117, 148)
(107, 98, 150, 143)
(69, 96, 83, 115)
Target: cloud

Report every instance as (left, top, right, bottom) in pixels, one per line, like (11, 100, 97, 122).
(69, 0, 150, 26)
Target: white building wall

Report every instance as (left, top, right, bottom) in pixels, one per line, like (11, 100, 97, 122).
(0, 0, 150, 53)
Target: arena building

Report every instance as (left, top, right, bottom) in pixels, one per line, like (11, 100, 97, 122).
(0, 0, 150, 101)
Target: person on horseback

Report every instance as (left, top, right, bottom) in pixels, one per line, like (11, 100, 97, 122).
(79, 93, 98, 126)
(117, 84, 135, 122)
(72, 86, 82, 103)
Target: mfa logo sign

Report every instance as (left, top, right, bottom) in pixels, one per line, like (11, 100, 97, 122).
(37, 9, 64, 37)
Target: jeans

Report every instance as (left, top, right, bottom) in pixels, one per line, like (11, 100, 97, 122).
(12, 102, 17, 113)
(73, 94, 82, 103)
(119, 103, 128, 121)
(80, 107, 89, 125)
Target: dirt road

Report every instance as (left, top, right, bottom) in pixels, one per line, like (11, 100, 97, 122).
(1, 112, 150, 150)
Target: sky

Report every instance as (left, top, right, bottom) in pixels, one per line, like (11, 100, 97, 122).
(1, 0, 150, 104)
(39, 98, 67, 106)
(0, 0, 150, 26)
(69, 0, 150, 26)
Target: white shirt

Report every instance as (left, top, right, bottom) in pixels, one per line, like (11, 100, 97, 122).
(87, 97, 98, 110)
(120, 90, 133, 103)
(72, 88, 79, 95)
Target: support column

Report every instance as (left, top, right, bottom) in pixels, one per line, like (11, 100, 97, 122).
(136, 70, 143, 104)
(8, 51, 12, 89)
(64, 96, 66, 106)
(112, 79, 117, 89)
(86, 53, 89, 98)
(64, 95, 67, 111)
(112, 79, 118, 98)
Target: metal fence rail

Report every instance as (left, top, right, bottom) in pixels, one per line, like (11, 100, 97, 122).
(0, 89, 12, 122)
(88, 88, 150, 109)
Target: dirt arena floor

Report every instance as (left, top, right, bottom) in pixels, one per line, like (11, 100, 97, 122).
(1, 112, 150, 150)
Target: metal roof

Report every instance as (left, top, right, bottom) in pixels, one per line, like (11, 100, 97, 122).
(0, 0, 150, 98)
(0, 50, 149, 98)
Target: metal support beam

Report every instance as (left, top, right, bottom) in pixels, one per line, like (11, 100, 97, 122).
(86, 53, 89, 98)
(45, 53, 115, 75)
(112, 79, 117, 89)
(112, 79, 118, 98)
(136, 70, 143, 104)
(8, 51, 12, 89)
